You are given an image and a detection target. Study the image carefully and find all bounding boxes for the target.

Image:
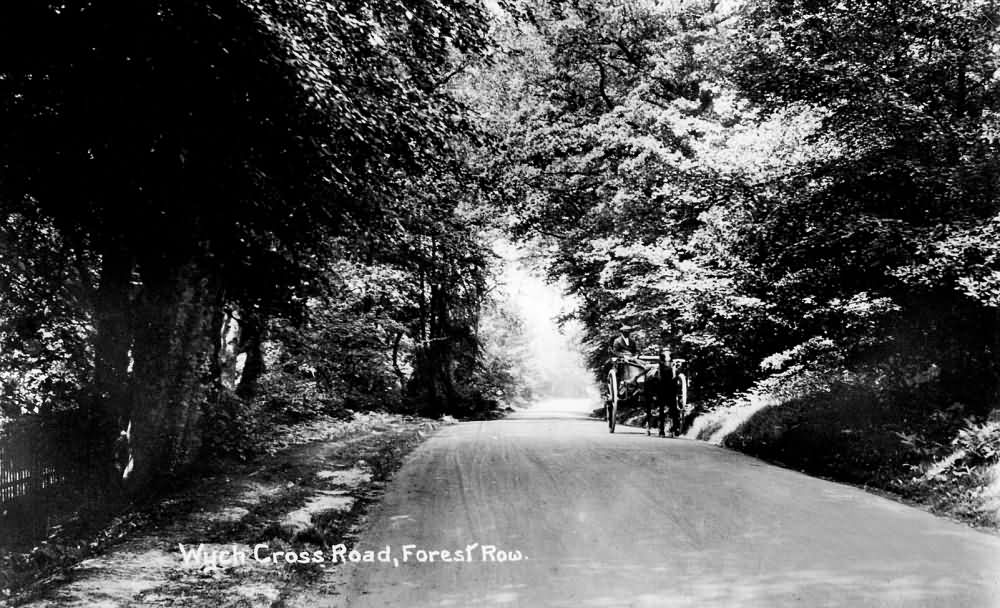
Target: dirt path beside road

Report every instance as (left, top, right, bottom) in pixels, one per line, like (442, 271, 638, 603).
(9, 413, 438, 608)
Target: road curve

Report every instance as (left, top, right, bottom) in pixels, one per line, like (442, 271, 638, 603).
(337, 399, 1000, 607)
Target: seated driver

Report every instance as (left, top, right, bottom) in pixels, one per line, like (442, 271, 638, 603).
(611, 324, 638, 358)
(610, 325, 639, 394)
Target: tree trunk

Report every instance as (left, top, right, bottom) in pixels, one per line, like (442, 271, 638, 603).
(218, 309, 241, 390)
(392, 330, 406, 388)
(125, 258, 220, 493)
(235, 312, 265, 401)
(994, 308, 1000, 407)
(90, 246, 134, 492)
(410, 282, 458, 417)
(207, 291, 227, 389)
(92, 247, 134, 423)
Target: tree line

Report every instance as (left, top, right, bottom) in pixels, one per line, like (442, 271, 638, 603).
(0, 0, 525, 494)
(476, 0, 1000, 423)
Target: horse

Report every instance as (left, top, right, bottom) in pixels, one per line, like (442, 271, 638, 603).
(606, 352, 687, 436)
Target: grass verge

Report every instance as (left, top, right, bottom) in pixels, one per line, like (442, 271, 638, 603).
(686, 368, 1000, 532)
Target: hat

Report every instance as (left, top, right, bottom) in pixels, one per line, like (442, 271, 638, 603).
(619, 324, 632, 333)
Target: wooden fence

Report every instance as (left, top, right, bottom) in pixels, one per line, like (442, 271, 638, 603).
(0, 415, 85, 509)
(0, 441, 66, 505)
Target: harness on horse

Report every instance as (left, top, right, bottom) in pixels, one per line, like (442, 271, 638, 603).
(605, 349, 689, 436)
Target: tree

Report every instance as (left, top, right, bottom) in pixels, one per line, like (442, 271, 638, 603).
(472, 0, 768, 394)
(0, 0, 493, 491)
(731, 0, 1000, 402)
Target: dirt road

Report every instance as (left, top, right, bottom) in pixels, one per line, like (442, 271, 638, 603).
(336, 398, 1000, 607)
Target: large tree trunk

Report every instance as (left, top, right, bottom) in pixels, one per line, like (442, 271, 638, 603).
(89, 245, 134, 492)
(125, 258, 221, 494)
(92, 247, 134, 419)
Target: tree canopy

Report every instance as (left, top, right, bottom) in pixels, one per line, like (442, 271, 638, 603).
(474, 0, 1000, 408)
(0, 0, 505, 492)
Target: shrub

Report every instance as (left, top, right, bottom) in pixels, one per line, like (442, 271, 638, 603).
(199, 390, 267, 462)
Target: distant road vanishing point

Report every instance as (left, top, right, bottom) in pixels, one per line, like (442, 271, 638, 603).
(335, 398, 1000, 607)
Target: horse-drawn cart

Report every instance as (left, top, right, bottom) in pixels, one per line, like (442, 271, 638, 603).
(604, 353, 687, 436)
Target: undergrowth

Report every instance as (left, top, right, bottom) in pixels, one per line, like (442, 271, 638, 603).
(688, 363, 1000, 530)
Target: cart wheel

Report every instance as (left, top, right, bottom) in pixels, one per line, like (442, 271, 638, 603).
(607, 370, 618, 433)
(677, 372, 688, 430)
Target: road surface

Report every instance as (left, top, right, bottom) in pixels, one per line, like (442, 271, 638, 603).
(337, 399, 1000, 607)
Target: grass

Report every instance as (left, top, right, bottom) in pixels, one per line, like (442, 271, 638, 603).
(686, 368, 1000, 531)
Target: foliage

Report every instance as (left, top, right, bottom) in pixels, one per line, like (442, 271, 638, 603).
(484, 0, 1000, 412)
(0, 0, 511, 494)
(476, 0, 1000, 527)
(468, 292, 537, 410)
(199, 390, 268, 463)
(920, 417, 1000, 481)
(0, 212, 94, 417)
(473, 0, 777, 395)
